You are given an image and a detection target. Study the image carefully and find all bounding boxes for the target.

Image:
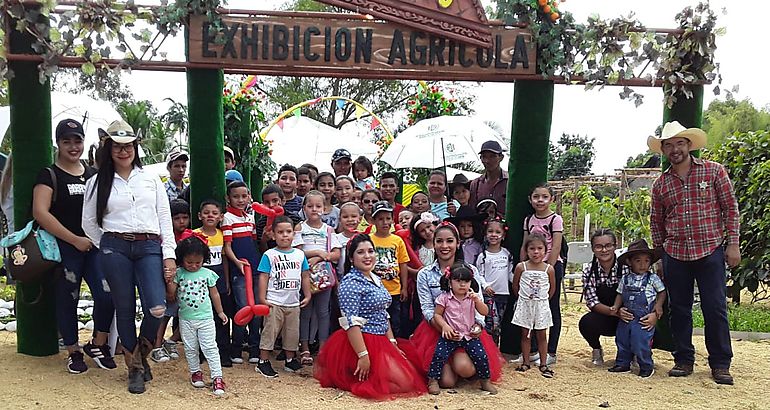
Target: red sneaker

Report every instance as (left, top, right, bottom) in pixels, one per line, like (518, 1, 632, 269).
(212, 377, 226, 395)
(190, 371, 205, 388)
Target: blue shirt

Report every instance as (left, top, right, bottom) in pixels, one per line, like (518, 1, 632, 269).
(416, 261, 485, 325)
(338, 267, 392, 335)
(283, 196, 303, 216)
(430, 199, 461, 221)
(617, 271, 666, 308)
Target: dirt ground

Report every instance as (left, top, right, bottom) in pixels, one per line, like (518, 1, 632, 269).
(1, 296, 767, 410)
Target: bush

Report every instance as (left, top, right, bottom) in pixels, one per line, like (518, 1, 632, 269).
(707, 131, 770, 302)
(693, 304, 770, 333)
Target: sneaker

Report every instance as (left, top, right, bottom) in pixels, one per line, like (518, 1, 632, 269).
(591, 348, 604, 366)
(531, 353, 557, 366)
(608, 365, 631, 373)
(190, 370, 205, 388)
(221, 356, 233, 368)
(163, 341, 180, 360)
(256, 360, 278, 378)
(230, 355, 244, 364)
(83, 342, 117, 370)
(66, 351, 88, 374)
(639, 368, 655, 379)
(711, 368, 734, 385)
(284, 358, 303, 373)
(151, 347, 170, 363)
(668, 362, 694, 377)
(212, 377, 226, 395)
(508, 354, 523, 364)
(58, 338, 66, 351)
(248, 347, 260, 364)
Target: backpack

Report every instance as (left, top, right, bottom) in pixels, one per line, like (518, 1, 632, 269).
(524, 214, 569, 262)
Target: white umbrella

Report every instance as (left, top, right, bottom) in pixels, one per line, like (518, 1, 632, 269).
(0, 92, 144, 158)
(264, 116, 380, 171)
(446, 167, 480, 180)
(379, 115, 505, 169)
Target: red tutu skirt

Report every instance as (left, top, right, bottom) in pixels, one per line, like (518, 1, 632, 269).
(314, 329, 427, 400)
(409, 320, 504, 382)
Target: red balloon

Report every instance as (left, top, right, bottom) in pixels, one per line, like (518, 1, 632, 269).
(234, 307, 254, 326)
(252, 304, 270, 316)
(232, 259, 271, 326)
(251, 202, 285, 233)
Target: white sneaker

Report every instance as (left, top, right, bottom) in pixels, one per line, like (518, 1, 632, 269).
(509, 354, 523, 364)
(532, 353, 557, 366)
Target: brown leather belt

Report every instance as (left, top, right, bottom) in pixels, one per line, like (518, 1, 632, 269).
(106, 232, 160, 241)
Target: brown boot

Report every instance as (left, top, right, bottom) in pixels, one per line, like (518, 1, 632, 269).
(124, 344, 146, 394)
(138, 338, 154, 382)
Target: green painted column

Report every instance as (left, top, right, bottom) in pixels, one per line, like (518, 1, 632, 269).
(499, 80, 554, 355)
(653, 85, 704, 353)
(9, 9, 58, 356)
(186, 68, 225, 229)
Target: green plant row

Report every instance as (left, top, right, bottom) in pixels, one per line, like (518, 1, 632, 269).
(693, 304, 770, 333)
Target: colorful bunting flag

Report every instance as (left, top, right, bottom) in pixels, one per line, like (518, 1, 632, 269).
(336, 99, 346, 110)
(370, 117, 380, 130)
(277, 118, 284, 130)
(292, 107, 302, 117)
(355, 104, 365, 120)
(241, 75, 258, 90)
(308, 97, 323, 106)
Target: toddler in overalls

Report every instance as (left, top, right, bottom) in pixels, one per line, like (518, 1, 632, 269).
(608, 239, 666, 378)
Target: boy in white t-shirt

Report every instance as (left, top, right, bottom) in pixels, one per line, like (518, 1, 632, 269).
(256, 215, 312, 378)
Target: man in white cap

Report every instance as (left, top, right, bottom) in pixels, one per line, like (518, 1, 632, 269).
(649, 120, 740, 385)
(164, 150, 189, 201)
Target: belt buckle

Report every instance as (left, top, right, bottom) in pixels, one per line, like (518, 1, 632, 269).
(123, 233, 136, 241)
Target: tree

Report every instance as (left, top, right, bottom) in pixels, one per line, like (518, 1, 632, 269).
(52, 67, 134, 106)
(548, 133, 595, 180)
(707, 131, 770, 303)
(625, 151, 660, 168)
(116, 100, 179, 165)
(702, 97, 770, 148)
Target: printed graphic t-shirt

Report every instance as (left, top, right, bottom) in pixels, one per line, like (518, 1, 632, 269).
(523, 213, 564, 262)
(194, 228, 223, 268)
(370, 234, 410, 295)
(34, 164, 97, 237)
(174, 267, 219, 321)
(257, 248, 309, 307)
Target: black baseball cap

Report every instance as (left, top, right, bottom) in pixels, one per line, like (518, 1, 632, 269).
(332, 148, 352, 163)
(371, 200, 394, 217)
(55, 119, 85, 140)
(479, 140, 504, 155)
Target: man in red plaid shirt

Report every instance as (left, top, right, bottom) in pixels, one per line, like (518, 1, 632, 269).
(649, 121, 741, 386)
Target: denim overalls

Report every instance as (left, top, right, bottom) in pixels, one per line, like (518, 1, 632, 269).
(615, 273, 655, 371)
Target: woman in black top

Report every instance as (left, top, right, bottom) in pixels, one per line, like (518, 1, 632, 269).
(32, 119, 115, 374)
(578, 229, 627, 366)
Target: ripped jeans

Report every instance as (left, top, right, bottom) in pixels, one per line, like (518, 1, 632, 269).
(99, 234, 165, 352)
(56, 241, 114, 347)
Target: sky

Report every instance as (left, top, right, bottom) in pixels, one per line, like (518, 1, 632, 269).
(122, 0, 769, 174)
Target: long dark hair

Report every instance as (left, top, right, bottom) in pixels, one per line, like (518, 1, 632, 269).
(478, 217, 510, 271)
(409, 213, 436, 250)
(92, 139, 141, 226)
(344, 233, 375, 273)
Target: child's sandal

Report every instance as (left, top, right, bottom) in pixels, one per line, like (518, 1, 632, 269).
(540, 365, 554, 378)
(515, 364, 531, 372)
(300, 351, 313, 366)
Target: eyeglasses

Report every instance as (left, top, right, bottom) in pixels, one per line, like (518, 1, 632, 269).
(112, 143, 135, 153)
(362, 199, 376, 204)
(592, 244, 616, 252)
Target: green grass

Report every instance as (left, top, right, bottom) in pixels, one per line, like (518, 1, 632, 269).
(693, 304, 770, 333)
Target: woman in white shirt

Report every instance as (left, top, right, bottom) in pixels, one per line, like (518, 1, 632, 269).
(82, 120, 176, 395)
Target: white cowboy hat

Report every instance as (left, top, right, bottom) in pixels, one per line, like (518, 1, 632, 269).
(646, 121, 707, 154)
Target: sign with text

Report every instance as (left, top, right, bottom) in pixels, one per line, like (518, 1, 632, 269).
(188, 15, 536, 81)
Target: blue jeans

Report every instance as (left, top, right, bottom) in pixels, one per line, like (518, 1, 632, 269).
(387, 295, 401, 337)
(663, 247, 733, 369)
(231, 273, 261, 355)
(56, 241, 114, 347)
(615, 319, 655, 371)
(428, 337, 490, 380)
(99, 235, 165, 352)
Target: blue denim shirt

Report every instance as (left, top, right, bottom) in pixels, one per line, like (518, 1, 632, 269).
(338, 267, 392, 335)
(416, 261, 485, 325)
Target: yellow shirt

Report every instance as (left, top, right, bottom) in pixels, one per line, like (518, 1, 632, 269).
(194, 228, 223, 267)
(370, 234, 410, 295)
(357, 219, 395, 234)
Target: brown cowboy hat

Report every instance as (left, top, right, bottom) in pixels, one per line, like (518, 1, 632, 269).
(617, 239, 660, 267)
(449, 174, 471, 192)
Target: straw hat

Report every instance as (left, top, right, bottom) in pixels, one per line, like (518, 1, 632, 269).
(646, 121, 706, 154)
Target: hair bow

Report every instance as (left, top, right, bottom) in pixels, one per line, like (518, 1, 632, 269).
(443, 265, 452, 278)
(484, 216, 509, 231)
(414, 212, 439, 229)
(438, 220, 459, 236)
(179, 229, 208, 245)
